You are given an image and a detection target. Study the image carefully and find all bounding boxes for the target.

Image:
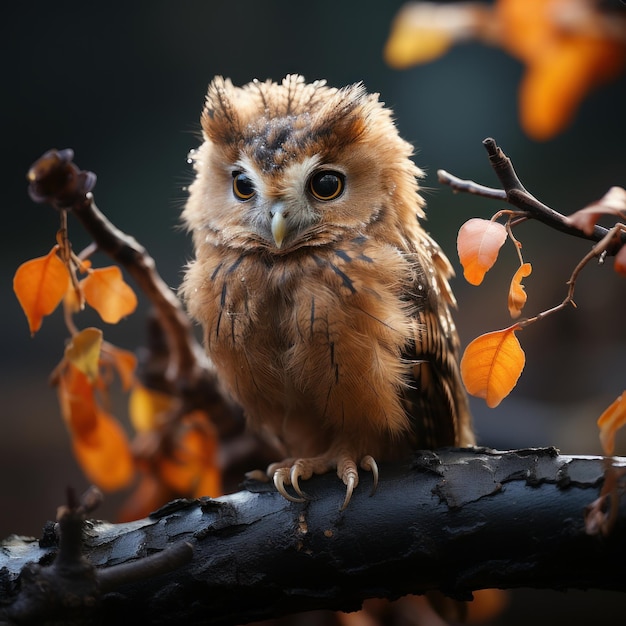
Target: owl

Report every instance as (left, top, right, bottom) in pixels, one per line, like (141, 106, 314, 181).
(181, 74, 474, 509)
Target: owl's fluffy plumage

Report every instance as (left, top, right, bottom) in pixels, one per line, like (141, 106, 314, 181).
(182, 75, 474, 507)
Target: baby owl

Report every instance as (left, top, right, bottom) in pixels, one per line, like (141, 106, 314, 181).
(182, 75, 474, 508)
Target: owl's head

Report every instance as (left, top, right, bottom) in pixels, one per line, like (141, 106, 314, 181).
(184, 75, 424, 254)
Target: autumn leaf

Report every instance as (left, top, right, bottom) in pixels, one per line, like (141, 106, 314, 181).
(13, 245, 70, 334)
(461, 325, 525, 408)
(614, 244, 626, 278)
(64, 327, 103, 383)
(81, 266, 137, 324)
(385, 0, 626, 140)
(57, 363, 98, 439)
(508, 262, 532, 318)
(117, 471, 170, 523)
(102, 343, 137, 391)
(566, 186, 626, 236)
(495, 0, 626, 141)
(160, 412, 221, 498)
(72, 408, 134, 491)
(129, 383, 176, 432)
(597, 392, 626, 456)
(384, 3, 458, 67)
(457, 218, 508, 285)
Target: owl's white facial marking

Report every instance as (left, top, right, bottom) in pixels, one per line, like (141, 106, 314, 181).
(231, 154, 341, 251)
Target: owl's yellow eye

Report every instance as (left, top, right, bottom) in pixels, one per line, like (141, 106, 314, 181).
(308, 170, 344, 201)
(232, 172, 256, 201)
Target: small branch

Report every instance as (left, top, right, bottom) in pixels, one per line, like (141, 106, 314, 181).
(437, 169, 507, 201)
(439, 138, 618, 246)
(25, 148, 227, 414)
(518, 222, 626, 329)
(98, 540, 194, 593)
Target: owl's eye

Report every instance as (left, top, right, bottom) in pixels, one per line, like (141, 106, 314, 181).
(308, 170, 345, 201)
(232, 172, 256, 201)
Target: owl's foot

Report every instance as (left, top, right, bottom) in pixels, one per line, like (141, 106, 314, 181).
(268, 453, 379, 509)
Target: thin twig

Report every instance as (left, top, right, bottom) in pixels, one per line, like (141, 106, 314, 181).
(518, 223, 626, 329)
(437, 169, 507, 200)
(439, 138, 616, 246)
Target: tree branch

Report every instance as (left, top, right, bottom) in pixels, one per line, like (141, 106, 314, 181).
(438, 137, 621, 247)
(2, 448, 625, 625)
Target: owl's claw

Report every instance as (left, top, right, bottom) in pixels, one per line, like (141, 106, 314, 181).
(361, 455, 379, 496)
(273, 468, 306, 503)
(341, 472, 356, 510)
(290, 465, 311, 500)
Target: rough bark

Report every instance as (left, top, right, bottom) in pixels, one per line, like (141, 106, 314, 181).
(1, 448, 625, 625)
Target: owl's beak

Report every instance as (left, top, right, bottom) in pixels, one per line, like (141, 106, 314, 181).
(270, 204, 288, 249)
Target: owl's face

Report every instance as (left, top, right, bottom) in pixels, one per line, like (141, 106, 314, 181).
(184, 75, 424, 254)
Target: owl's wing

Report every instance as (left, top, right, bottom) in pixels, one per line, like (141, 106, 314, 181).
(402, 238, 474, 449)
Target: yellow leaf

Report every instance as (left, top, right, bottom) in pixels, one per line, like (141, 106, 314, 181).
(129, 383, 176, 432)
(457, 218, 508, 285)
(64, 327, 103, 383)
(461, 326, 525, 408)
(508, 262, 532, 318)
(385, 24, 452, 68)
(81, 266, 137, 324)
(384, 3, 488, 68)
(72, 408, 134, 491)
(13, 245, 70, 334)
(597, 392, 626, 456)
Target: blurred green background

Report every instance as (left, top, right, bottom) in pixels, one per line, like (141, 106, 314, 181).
(2, 1, 625, 623)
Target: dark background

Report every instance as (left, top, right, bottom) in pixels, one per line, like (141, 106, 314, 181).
(2, 2, 625, 623)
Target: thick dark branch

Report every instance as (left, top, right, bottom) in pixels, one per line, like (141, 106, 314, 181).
(2, 449, 625, 625)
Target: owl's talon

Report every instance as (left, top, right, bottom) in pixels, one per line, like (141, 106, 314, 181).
(273, 468, 305, 503)
(341, 473, 356, 511)
(290, 465, 310, 500)
(361, 455, 379, 496)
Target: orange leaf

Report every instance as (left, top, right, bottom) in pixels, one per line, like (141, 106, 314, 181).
(566, 186, 626, 236)
(461, 325, 525, 408)
(597, 392, 626, 456)
(117, 471, 171, 523)
(129, 383, 176, 432)
(57, 363, 98, 439)
(614, 244, 626, 278)
(72, 408, 134, 491)
(64, 327, 103, 382)
(81, 266, 137, 324)
(13, 245, 70, 334)
(160, 412, 221, 497)
(497, 0, 626, 140)
(508, 262, 532, 318)
(102, 343, 137, 391)
(457, 218, 508, 285)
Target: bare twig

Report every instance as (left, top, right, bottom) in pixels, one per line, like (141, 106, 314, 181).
(437, 169, 507, 201)
(439, 137, 618, 246)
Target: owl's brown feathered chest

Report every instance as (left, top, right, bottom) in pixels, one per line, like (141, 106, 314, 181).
(185, 236, 423, 455)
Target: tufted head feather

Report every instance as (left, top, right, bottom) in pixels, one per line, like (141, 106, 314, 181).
(201, 75, 391, 170)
